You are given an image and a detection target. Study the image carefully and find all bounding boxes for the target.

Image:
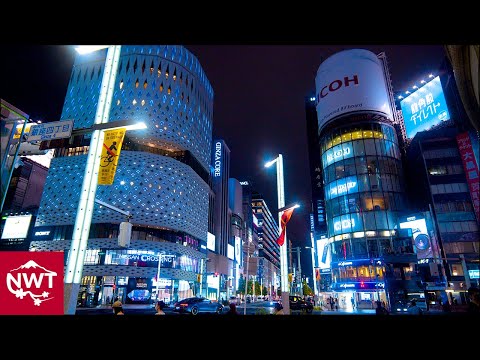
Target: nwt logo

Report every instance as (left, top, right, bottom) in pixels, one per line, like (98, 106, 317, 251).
(0, 251, 64, 315)
(7, 260, 57, 306)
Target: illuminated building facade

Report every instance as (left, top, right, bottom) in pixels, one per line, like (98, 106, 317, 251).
(31, 45, 213, 307)
(316, 49, 407, 309)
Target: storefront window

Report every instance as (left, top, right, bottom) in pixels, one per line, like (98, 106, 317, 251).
(357, 265, 370, 281)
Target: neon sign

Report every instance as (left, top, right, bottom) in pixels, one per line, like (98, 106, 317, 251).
(214, 142, 222, 177)
(323, 143, 354, 168)
(334, 218, 355, 231)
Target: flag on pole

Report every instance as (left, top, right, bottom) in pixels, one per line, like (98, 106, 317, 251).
(98, 128, 126, 185)
(276, 207, 295, 246)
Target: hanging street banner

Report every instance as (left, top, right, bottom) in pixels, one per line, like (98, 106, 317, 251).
(456, 132, 479, 221)
(98, 128, 126, 185)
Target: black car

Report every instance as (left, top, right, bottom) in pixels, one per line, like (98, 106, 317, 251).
(289, 296, 313, 313)
(173, 297, 223, 315)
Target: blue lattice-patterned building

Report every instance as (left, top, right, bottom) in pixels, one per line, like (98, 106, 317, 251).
(31, 45, 214, 307)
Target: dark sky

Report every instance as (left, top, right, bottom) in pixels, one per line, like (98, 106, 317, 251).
(1, 44, 447, 253)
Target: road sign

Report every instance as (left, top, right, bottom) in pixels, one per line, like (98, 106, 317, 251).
(26, 120, 74, 142)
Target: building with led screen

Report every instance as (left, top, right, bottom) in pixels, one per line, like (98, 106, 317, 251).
(400, 76, 451, 140)
(31, 45, 213, 307)
(315, 49, 407, 309)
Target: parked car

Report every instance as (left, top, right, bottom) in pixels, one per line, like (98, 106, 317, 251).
(289, 296, 313, 313)
(173, 297, 223, 315)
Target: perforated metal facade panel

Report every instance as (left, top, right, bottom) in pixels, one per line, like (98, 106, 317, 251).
(36, 151, 209, 240)
(60, 45, 213, 171)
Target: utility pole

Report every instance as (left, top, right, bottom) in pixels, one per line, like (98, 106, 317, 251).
(297, 246, 302, 295)
(243, 241, 251, 315)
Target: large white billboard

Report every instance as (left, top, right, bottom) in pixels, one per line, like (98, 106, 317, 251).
(315, 49, 393, 131)
(316, 238, 331, 270)
(1, 215, 32, 239)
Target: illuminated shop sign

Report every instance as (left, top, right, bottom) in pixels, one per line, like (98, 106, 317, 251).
(330, 179, 357, 198)
(468, 270, 479, 279)
(323, 143, 354, 168)
(333, 282, 385, 290)
(400, 76, 450, 139)
(214, 142, 222, 177)
(253, 214, 259, 227)
(239, 181, 249, 186)
(332, 259, 378, 267)
(235, 236, 241, 262)
(34, 231, 51, 236)
(118, 252, 177, 267)
(456, 132, 480, 222)
(418, 258, 430, 264)
(334, 218, 355, 231)
(207, 232, 216, 251)
(227, 244, 234, 260)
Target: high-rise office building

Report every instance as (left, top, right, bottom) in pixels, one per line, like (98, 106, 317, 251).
(31, 45, 214, 307)
(403, 58, 480, 302)
(251, 192, 280, 297)
(305, 93, 329, 292)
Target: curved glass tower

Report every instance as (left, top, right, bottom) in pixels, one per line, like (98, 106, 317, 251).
(315, 49, 406, 308)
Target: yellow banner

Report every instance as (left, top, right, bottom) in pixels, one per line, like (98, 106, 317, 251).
(98, 128, 126, 185)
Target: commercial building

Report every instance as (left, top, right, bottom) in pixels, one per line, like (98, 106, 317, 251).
(31, 45, 214, 307)
(403, 59, 479, 305)
(315, 49, 411, 310)
(305, 93, 330, 292)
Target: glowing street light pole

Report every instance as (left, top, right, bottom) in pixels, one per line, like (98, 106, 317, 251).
(64, 45, 122, 315)
(265, 154, 298, 314)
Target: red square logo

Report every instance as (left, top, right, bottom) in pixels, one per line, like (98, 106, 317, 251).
(0, 251, 64, 315)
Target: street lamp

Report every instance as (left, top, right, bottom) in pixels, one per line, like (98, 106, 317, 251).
(265, 154, 298, 314)
(64, 45, 123, 314)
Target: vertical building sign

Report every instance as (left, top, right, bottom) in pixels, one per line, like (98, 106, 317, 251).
(456, 132, 479, 221)
(214, 141, 222, 177)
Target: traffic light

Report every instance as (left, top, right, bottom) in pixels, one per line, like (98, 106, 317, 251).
(288, 273, 293, 283)
(197, 274, 202, 283)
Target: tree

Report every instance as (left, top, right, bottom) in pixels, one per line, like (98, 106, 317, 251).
(303, 281, 314, 296)
(237, 275, 246, 296)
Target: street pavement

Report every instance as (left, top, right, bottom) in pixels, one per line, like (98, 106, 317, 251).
(75, 300, 438, 315)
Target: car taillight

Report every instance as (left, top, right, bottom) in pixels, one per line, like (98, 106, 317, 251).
(180, 303, 188, 307)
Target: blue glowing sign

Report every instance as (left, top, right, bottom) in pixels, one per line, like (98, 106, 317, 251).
(322, 142, 353, 168)
(400, 76, 450, 139)
(327, 175, 358, 200)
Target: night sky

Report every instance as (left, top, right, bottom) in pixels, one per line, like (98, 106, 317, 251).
(1, 44, 447, 258)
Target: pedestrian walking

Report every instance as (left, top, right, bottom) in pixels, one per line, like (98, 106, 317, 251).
(155, 300, 166, 315)
(274, 302, 285, 315)
(112, 300, 124, 315)
(226, 303, 239, 315)
(407, 300, 423, 315)
(351, 296, 355, 310)
(467, 287, 480, 313)
(375, 300, 389, 315)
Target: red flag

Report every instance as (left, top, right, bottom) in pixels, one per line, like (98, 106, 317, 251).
(276, 207, 295, 246)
